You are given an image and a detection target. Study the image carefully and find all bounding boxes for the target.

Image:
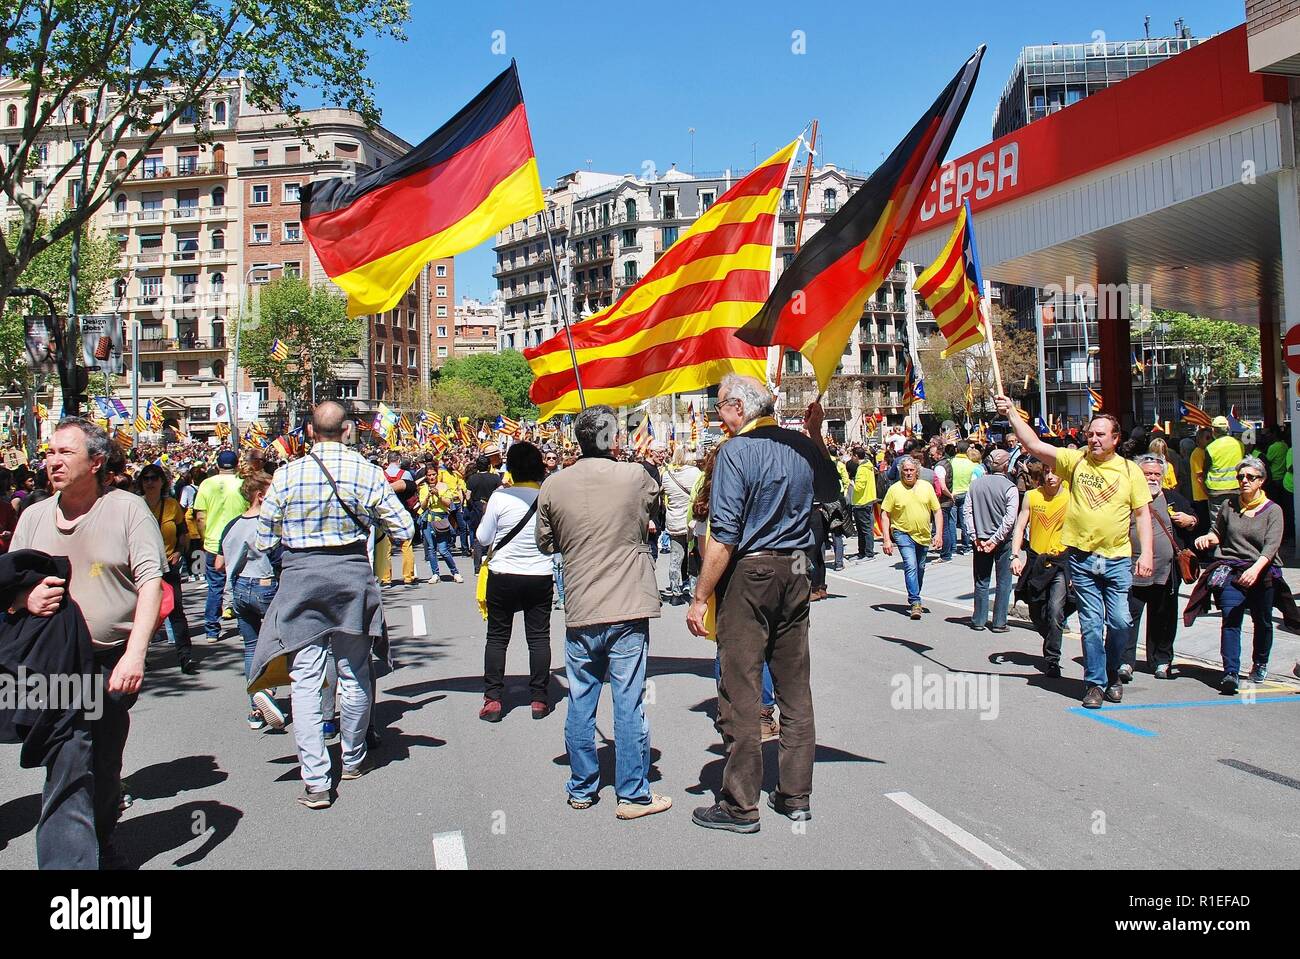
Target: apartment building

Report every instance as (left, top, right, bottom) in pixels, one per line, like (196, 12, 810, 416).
(0, 78, 453, 434)
(453, 296, 501, 358)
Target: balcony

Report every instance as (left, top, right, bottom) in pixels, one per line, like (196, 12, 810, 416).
(202, 249, 235, 265)
(135, 208, 164, 224)
(494, 250, 553, 278)
(138, 337, 228, 355)
(169, 205, 202, 223)
(615, 275, 639, 289)
(122, 161, 229, 183)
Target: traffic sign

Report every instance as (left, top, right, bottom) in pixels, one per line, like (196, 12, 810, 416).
(1285, 324, 1300, 375)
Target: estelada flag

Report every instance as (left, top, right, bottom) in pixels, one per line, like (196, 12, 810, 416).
(914, 199, 988, 358)
(525, 141, 798, 419)
(1180, 399, 1213, 428)
(736, 48, 984, 391)
(301, 61, 544, 318)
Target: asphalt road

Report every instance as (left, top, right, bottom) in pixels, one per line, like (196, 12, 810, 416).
(3, 549, 1299, 870)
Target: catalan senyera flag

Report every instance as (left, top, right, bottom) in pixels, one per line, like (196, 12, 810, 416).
(689, 403, 700, 445)
(915, 199, 988, 358)
(147, 399, 164, 431)
(398, 413, 414, 437)
(736, 48, 985, 391)
(134, 413, 147, 434)
(270, 339, 290, 362)
(301, 61, 544, 318)
(525, 140, 800, 419)
(1180, 399, 1213, 428)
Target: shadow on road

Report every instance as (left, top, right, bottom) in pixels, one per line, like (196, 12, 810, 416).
(124, 755, 228, 801)
(113, 798, 243, 869)
(879, 635, 1090, 699)
(550, 726, 664, 792)
(0, 792, 40, 852)
(685, 741, 883, 797)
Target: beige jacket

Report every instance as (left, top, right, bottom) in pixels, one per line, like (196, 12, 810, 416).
(536, 457, 662, 629)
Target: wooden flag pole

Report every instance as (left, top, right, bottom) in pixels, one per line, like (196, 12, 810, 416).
(543, 215, 587, 410)
(982, 280, 1005, 398)
(774, 120, 818, 392)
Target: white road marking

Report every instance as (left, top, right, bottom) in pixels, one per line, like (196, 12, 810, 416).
(411, 604, 427, 637)
(827, 571, 973, 613)
(885, 791, 1025, 870)
(432, 830, 468, 870)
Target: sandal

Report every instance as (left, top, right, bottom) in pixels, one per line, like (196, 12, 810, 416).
(567, 795, 594, 810)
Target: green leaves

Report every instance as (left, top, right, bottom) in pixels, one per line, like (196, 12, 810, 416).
(437, 350, 537, 420)
(1142, 310, 1259, 407)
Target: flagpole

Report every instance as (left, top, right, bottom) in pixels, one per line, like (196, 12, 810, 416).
(542, 215, 586, 410)
(773, 121, 818, 392)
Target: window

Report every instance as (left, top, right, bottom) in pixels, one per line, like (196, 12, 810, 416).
(283, 261, 301, 278)
(253, 148, 269, 167)
(622, 228, 636, 247)
(211, 272, 224, 293)
(283, 221, 301, 242)
(177, 359, 200, 376)
(252, 184, 268, 204)
(784, 222, 797, 245)
(823, 188, 837, 212)
(335, 142, 358, 160)
(211, 186, 225, 207)
(114, 194, 127, 213)
(393, 346, 402, 367)
(140, 361, 163, 382)
(624, 261, 638, 283)
(212, 101, 226, 124)
(175, 230, 198, 260)
(662, 194, 677, 219)
(113, 277, 127, 299)
(436, 264, 447, 277)
(177, 149, 198, 175)
(624, 198, 636, 221)
(283, 182, 300, 203)
(210, 228, 224, 250)
(335, 380, 358, 399)
(436, 305, 448, 318)
(437, 346, 448, 358)
(285, 146, 300, 164)
(660, 226, 679, 248)
(408, 310, 417, 330)
(373, 376, 386, 401)
(784, 351, 801, 374)
(176, 273, 198, 300)
(436, 285, 447, 298)
(211, 321, 225, 348)
(251, 223, 269, 244)
(5, 105, 15, 126)
(699, 190, 716, 211)
(374, 342, 384, 363)
(437, 325, 448, 338)
(179, 103, 198, 125)
(409, 351, 417, 368)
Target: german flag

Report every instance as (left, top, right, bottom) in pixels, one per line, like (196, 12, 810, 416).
(301, 61, 544, 319)
(915, 199, 988, 358)
(525, 141, 799, 419)
(736, 48, 984, 391)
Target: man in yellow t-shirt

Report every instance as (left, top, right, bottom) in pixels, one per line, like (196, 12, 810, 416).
(997, 395, 1153, 709)
(1011, 461, 1070, 677)
(1188, 426, 1212, 532)
(880, 456, 943, 620)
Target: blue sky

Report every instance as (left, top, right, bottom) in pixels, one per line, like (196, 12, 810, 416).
(354, 0, 1242, 301)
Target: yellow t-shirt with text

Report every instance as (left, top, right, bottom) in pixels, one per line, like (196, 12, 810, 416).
(1054, 448, 1151, 558)
(1026, 484, 1069, 556)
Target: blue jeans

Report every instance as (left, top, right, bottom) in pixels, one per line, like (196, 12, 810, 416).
(1220, 579, 1275, 678)
(203, 551, 225, 638)
(553, 554, 566, 605)
(972, 541, 1013, 629)
(892, 532, 929, 604)
(452, 505, 473, 553)
(564, 619, 651, 804)
(421, 522, 460, 576)
(940, 504, 955, 560)
(232, 577, 277, 707)
(714, 652, 775, 708)
(1067, 551, 1132, 689)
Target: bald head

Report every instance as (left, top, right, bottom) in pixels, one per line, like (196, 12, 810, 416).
(310, 401, 348, 441)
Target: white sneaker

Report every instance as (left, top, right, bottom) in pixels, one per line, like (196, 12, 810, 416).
(453, 574, 464, 584)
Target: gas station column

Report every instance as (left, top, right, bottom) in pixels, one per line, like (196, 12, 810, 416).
(1277, 168, 1300, 551)
(1096, 282, 1132, 432)
(1260, 292, 1280, 431)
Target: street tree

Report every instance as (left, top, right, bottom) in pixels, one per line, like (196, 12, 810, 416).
(0, 0, 409, 306)
(1141, 310, 1260, 407)
(392, 378, 504, 421)
(918, 306, 1038, 422)
(1, 212, 118, 397)
(437, 350, 537, 419)
(237, 276, 361, 419)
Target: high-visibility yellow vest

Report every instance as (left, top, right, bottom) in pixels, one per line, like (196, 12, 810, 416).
(1205, 435, 1244, 492)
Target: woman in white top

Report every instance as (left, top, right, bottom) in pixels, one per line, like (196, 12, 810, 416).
(660, 445, 702, 604)
(475, 442, 553, 723)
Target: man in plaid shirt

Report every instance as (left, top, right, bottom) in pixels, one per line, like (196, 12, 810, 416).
(252, 401, 414, 808)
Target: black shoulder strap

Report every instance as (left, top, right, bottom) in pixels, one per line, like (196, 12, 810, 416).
(308, 451, 370, 535)
(488, 496, 539, 560)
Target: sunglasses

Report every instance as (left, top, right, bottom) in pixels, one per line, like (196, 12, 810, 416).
(1237, 472, 1264, 482)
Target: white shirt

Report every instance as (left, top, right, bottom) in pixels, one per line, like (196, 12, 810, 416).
(476, 486, 551, 576)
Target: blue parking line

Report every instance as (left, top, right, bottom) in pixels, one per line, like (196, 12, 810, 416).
(1066, 694, 1300, 737)
(1066, 707, 1158, 737)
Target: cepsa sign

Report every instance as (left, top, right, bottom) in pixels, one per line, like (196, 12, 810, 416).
(918, 142, 1019, 226)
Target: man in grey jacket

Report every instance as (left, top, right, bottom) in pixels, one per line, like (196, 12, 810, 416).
(536, 405, 672, 820)
(964, 448, 1019, 632)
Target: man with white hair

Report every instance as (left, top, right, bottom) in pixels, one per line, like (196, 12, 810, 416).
(963, 448, 1019, 632)
(880, 455, 943, 620)
(687, 374, 839, 832)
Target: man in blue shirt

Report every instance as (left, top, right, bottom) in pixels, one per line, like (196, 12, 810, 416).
(687, 374, 839, 833)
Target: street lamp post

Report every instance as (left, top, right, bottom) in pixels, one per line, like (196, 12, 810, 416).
(184, 374, 235, 442)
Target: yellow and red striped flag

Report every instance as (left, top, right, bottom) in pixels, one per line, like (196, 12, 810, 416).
(914, 199, 987, 358)
(524, 140, 800, 419)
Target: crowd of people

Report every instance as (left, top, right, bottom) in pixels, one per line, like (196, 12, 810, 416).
(2, 380, 1299, 864)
